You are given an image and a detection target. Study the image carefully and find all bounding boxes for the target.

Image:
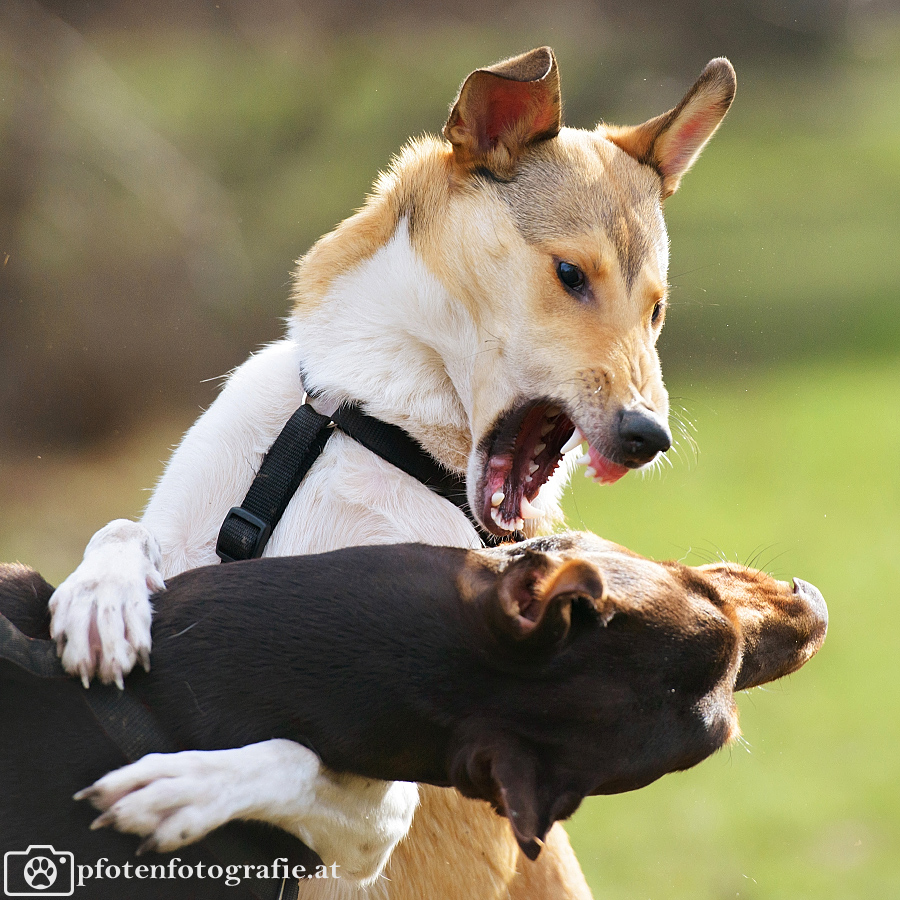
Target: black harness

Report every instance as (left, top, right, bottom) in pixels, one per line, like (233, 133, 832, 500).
(1, 401, 514, 900)
(216, 400, 514, 561)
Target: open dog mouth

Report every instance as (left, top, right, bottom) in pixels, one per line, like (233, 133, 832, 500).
(479, 400, 630, 535)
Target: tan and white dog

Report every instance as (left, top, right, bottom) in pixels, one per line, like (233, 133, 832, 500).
(48, 48, 735, 900)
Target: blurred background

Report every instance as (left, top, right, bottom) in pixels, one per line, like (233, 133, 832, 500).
(1, 0, 898, 897)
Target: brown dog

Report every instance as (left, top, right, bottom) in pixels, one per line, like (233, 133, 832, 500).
(1, 533, 825, 898)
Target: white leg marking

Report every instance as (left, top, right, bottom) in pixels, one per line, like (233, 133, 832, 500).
(76, 741, 418, 885)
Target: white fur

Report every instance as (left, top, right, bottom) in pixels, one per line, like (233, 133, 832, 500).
(294, 222, 505, 446)
(52, 227, 565, 891)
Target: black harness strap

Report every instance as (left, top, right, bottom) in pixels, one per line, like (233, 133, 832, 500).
(331, 404, 471, 509)
(0, 615, 303, 900)
(217, 404, 333, 562)
(217, 401, 514, 562)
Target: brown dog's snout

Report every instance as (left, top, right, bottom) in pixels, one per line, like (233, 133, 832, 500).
(618, 408, 672, 466)
(792, 578, 828, 640)
(733, 577, 828, 692)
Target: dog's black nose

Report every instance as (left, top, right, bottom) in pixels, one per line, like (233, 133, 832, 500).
(618, 409, 672, 466)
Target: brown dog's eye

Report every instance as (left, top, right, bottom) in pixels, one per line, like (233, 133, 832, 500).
(651, 300, 665, 326)
(557, 261, 586, 294)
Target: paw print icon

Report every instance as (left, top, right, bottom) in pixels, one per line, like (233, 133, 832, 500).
(23, 857, 56, 890)
(4, 846, 74, 897)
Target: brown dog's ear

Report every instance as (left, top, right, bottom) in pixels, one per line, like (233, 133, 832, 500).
(451, 740, 585, 860)
(605, 58, 736, 198)
(443, 47, 561, 176)
(541, 558, 610, 621)
(493, 555, 609, 648)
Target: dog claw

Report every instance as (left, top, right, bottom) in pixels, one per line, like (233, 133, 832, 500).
(90, 812, 115, 831)
(73, 787, 95, 802)
(136, 838, 157, 856)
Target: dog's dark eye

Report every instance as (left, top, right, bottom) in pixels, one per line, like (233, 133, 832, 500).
(556, 261, 586, 294)
(651, 300, 665, 326)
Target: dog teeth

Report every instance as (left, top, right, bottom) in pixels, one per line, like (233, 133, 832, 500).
(560, 428, 585, 455)
(533, 443, 546, 456)
(524, 474, 533, 483)
(545, 405, 561, 418)
(541, 422, 554, 437)
(520, 496, 541, 520)
(575, 453, 591, 466)
(585, 466, 597, 479)
(490, 508, 524, 532)
(528, 462, 539, 474)
(491, 491, 505, 508)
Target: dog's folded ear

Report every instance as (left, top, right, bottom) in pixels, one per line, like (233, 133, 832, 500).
(489, 553, 610, 650)
(450, 739, 585, 861)
(605, 58, 736, 198)
(443, 47, 561, 175)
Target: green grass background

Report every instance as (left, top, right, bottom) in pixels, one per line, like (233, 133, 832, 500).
(1, 13, 898, 899)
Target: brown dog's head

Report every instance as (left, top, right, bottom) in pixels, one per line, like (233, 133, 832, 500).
(451, 532, 827, 859)
(439, 48, 736, 535)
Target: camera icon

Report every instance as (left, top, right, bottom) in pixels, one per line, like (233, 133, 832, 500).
(4, 846, 74, 897)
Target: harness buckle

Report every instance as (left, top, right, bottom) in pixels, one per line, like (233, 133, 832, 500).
(216, 508, 272, 562)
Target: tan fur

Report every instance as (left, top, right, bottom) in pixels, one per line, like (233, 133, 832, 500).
(377, 788, 592, 900)
(292, 142, 452, 314)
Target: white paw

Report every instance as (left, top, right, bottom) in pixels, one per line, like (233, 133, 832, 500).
(49, 520, 162, 688)
(76, 741, 322, 855)
(75, 747, 275, 854)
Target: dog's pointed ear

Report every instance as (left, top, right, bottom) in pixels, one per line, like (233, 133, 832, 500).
(605, 58, 736, 198)
(492, 554, 610, 649)
(450, 741, 585, 860)
(443, 47, 561, 175)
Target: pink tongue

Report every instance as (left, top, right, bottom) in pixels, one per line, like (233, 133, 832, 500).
(587, 445, 629, 484)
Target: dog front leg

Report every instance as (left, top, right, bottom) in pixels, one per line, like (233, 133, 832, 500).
(49, 339, 306, 685)
(48, 519, 163, 688)
(77, 739, 419, 885)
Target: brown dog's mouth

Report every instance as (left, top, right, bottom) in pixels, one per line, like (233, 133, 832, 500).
(478, 400, 629, 535)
